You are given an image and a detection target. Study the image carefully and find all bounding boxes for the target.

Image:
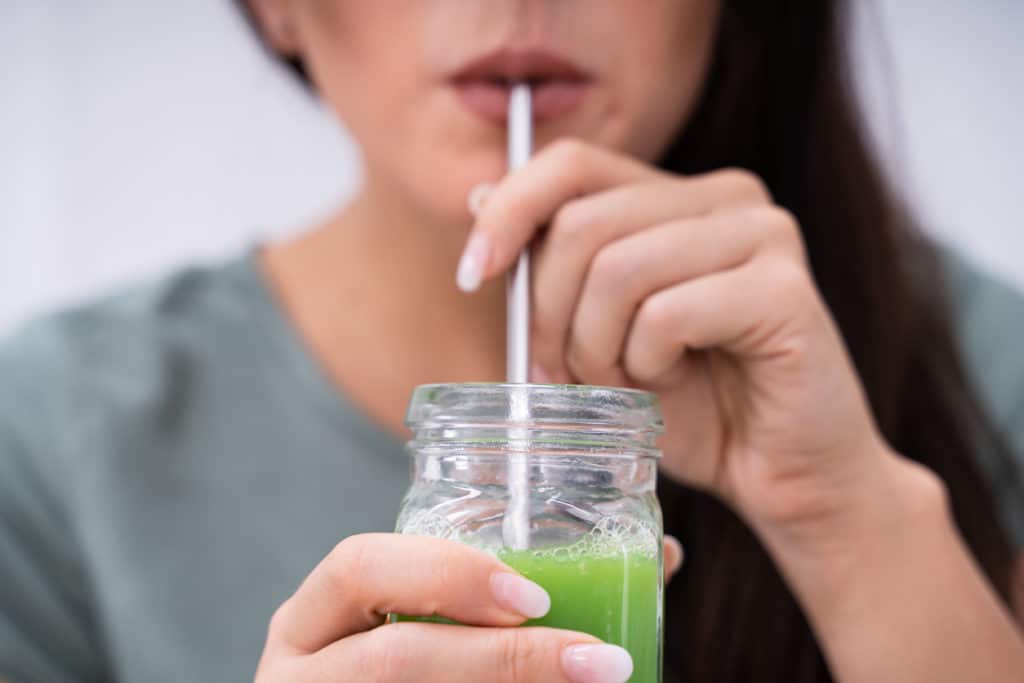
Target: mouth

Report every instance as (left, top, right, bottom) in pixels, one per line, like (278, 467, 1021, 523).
(449, 47, 592, 125)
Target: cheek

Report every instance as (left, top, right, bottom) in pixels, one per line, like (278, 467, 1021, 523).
(298, 4, 413, 135)
(608, 1, 722, 162)
(297, 2, 506, 224)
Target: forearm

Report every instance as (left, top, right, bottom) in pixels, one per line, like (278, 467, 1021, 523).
(759, 452, 1024, 683)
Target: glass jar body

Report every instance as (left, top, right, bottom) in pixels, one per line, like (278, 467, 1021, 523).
(397, 384, 664, 683)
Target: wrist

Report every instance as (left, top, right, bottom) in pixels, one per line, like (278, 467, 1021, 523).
(754, 443, 952, 590)
(752, 450, 1024, 681)
(753, 447, 954, 659)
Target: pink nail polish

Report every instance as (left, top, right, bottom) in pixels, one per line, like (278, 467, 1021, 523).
(490, 572, 551, 619)
(456, 233, 489, 293)
(561, 644, 633, 683)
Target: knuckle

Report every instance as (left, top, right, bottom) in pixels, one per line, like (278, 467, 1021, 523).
(716, 167, 771, 202)
(330, 534, 368, 572)
(549, 198, 595, 245)
(638, 291, 678, 339)
(769, 259, 812, 303)
(565, 337, 607, 379)
(265, 600, 292, 643)
(589, 244, 637, 291)
(493, 629, 547, 683)
(362, 626, 414, 682)
(770, 205, 800, 232)
(547, 137, 590, 168)
(326, 534, 373, 595)
(430, 541, 464, 602)
(755, 205, 802, 248)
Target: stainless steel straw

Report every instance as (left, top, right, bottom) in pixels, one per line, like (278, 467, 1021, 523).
(506, 83, 532, 383)
(503, 83, 532, 550)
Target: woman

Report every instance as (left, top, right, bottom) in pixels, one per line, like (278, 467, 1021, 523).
(1, 1, 1022, 682)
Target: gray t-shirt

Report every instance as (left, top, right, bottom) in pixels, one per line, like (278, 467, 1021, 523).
(0, 250, 1021, 682)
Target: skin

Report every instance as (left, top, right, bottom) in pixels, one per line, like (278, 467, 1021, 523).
(234, 1, 1024, 682)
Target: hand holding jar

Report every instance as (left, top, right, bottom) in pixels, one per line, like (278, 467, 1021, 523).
(255, 533, 635, 683)
(256, 384, 682, 683)
(255, 527, 683, 683)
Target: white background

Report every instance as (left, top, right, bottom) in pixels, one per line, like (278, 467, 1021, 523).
(1, 1, 1021, 334)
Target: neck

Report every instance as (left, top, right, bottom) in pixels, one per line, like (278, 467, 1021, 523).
(260, 179, 507, 433)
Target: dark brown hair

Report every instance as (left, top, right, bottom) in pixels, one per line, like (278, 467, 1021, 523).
(240, 1, 1020, 681)
(656, 2, 1019, 681)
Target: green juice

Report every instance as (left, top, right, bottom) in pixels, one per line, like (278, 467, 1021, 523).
(398, 544, 661, 683)
(499, 548, 661, 683)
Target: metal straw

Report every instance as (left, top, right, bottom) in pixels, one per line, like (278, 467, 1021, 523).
(506, 83, 532, 383)
(503, 83, 532, 551)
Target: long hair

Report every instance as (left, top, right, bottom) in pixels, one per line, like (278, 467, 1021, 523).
(237, 2, 1020, 681)
(656, 2, 1019, 681)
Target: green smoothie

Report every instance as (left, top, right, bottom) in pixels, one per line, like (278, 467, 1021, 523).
(397, 539, 661, 682)
(499, 546, 661, 683)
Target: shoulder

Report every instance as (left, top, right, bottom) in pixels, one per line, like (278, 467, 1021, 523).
(939, 248, 1024, 546)
(0, 251, 263, 372)
(0, 252, 267, 477)
(940, 248, 1024, 425)
(942, 248, 1024, 350)
(0, 256, 268, 679)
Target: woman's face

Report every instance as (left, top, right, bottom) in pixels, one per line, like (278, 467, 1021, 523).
(255, 1, 722, 224)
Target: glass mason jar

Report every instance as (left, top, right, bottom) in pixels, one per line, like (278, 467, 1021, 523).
(396, 383, 665, 683)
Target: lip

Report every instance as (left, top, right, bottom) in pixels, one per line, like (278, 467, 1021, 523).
(449, 47, 592, 125)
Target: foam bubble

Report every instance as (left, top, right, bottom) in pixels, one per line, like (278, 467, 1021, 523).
(399, 508, 659, 560)
(530, 515, 659, 561)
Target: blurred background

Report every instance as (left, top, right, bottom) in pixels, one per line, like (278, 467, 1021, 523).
(1, 1, 1021, 335)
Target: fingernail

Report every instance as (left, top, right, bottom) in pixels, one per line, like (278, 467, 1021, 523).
(467, 182, 494, 217)
(562, 644, 633, 683)
(456, 233, 489, 293)
(530, 363, 552, 384)
(490, 572, 550, 619)
(666, 535, 684, 570)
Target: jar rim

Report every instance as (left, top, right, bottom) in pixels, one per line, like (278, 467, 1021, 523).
(405, 382, 664, 434)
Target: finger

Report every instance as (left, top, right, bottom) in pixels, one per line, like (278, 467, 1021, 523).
(457, 140, 657, 292)
(563, 206, 797, 385)
(664, 535, 685, 585)
(268, 534, 551, 655)
(531, 181, 776, 383)
(312, 621, 633, 683)
(622, 255, 819, 384)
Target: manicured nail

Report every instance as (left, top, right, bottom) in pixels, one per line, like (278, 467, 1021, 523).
(530, 363, 552, 384)
(456, 233, 489, 292)
(490, 572, 550, 619)
(467, 182, 494, 217)
(562, 644, 633, 683)
(666, 535, 684, 568)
